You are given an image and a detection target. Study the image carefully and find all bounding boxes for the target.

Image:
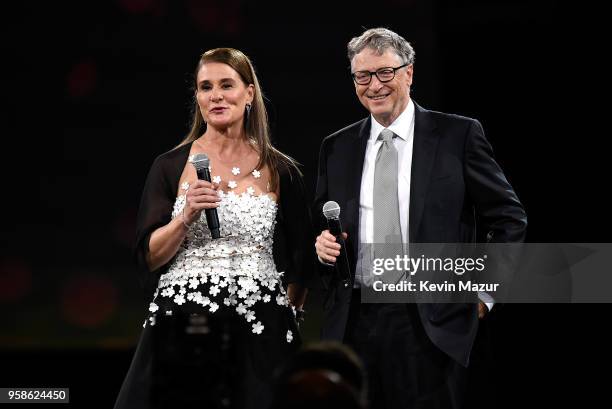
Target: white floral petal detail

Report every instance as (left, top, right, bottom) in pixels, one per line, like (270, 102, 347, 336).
(161, 287, 175, 298)
(189, 278, 199, 289)
(181, 182, 190, 191)
(153, 183, 283, 336)
(252, 321, 264, 334)
(276, 294, 288, 306)
(228, 180, 238, 189)
(236, 303, 247, 315)
(252, 169, 261, 178)
(232, 167, 241, 175)
(286, 330, 293, 343)
(149, 302, 159, 312)
(212, 175, 221, 184)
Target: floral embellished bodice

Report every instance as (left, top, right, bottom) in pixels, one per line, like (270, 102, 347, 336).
(146, 185, 294, 342)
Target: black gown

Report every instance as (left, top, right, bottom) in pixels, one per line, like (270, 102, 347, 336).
(114, 143, 315, 409)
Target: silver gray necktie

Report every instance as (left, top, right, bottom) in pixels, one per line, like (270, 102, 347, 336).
(369, 128, 405, 288)
(373, 128, 402, 246)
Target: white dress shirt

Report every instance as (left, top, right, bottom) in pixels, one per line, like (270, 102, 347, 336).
(359, 100, 415, 247)
(354, 100, 414, 287)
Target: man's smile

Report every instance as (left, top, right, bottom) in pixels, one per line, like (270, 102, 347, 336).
(367, 93, 390, 101)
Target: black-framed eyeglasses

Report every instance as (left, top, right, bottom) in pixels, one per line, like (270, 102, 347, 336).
(351, 63, 409, 85)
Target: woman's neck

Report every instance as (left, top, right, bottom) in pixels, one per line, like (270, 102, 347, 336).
(200, 125, 252, 159)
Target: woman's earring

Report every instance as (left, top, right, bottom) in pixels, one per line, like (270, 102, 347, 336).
(245, 103, 252, 122)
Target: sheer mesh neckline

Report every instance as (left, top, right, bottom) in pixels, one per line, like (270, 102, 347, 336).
(178, 181, 277, 203)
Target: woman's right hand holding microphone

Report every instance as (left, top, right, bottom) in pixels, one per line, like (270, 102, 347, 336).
(182, 180, 221, 227)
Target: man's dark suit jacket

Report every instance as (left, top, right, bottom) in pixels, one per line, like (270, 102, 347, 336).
(314, 101, 527, 367)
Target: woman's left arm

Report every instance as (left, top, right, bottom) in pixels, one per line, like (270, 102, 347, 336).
(287, 284, 308, 310)
(277, 163, 317, 310)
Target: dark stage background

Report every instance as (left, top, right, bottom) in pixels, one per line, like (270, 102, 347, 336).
(1, 0, 609, 408)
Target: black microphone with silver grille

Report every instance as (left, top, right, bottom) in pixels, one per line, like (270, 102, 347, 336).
(322, 201, 351, 287)
(191, 153, 221, 239)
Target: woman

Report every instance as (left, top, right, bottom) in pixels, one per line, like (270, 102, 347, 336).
(115, 48, 314, 409)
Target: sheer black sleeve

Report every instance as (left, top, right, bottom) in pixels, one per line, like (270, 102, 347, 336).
(133, 146, 189, 293)
(273, 163, 318, 289)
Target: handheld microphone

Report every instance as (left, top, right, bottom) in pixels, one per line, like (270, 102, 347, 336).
(322, 201, 351, 288)
(191, 153, 221, 239)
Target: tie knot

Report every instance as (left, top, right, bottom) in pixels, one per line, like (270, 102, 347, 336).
(378, 129, 395, 143)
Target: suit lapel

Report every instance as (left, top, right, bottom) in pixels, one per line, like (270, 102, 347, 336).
(347, 117, 371, 258)
(409, 102, 439, 242)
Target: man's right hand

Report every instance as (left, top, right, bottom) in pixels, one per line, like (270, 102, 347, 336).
(315, 230, 348, 264)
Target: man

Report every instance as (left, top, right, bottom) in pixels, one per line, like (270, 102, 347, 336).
(314, 28, 527, 408)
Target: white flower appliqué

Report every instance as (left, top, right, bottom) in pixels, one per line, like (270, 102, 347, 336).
(181, 182, 190, 191)
(252, 170, 261, 178)
(228, 180, 238, 189)
(161, 287, 175, 298)
(276, 294, 288, 306)
(150, 188, 286, 336)
(286, 330, 293, 343)
(232, 167, 240, 176)
(236, 303, 247, 315)
(212, 175, 221, 184)
(252, 321, 264, 334)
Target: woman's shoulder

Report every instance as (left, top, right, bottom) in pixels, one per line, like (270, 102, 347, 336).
(141, 142, 192, 197)
(146, 142, 192, 180)
(276, 156, 307, 203)
(153, 142, 192, 167)
(275, 154, 303, 180)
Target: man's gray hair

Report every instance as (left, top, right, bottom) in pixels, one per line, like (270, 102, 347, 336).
(347, 28, 415, 67)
